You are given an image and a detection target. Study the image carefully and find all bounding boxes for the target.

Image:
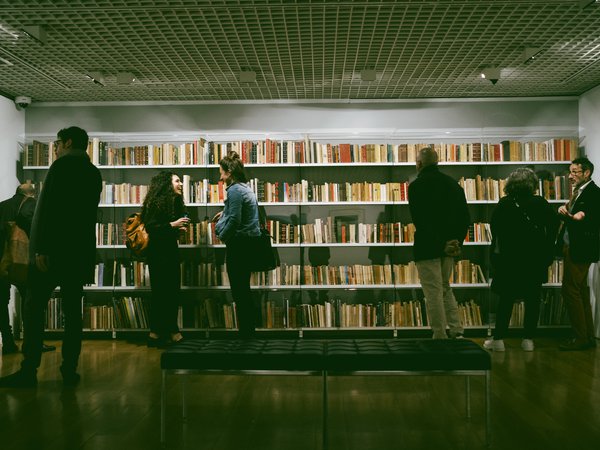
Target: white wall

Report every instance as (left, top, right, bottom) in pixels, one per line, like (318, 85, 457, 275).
(0, 95, 25, 344)
(579, 85, 600, 181)
(579, 85, 600, 337)
(25, 98, 578, 141)
(0, 96, 25, 199)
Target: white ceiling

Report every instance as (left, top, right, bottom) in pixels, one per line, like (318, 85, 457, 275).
(1, 0, 600, 104)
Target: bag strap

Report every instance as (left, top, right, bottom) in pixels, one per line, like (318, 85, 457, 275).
(16, 196, 29, 217)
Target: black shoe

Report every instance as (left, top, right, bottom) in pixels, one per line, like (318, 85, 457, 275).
(42, 344, 56, 353)
(0, 370, 38, 388)
(147, 336, 166, 348)
(2, 342, 19, 355)
(60, 368, 81, 387)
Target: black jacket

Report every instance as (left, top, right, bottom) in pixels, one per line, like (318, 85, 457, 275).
(558, 180, 600, 263)
(491, 195, 559, 295)
(29, 153, 102, 284)
(0, 193, 36, 260)
(408, 165, 470, 261)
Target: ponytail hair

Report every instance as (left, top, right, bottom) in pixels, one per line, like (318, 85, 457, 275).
(219, 151, 247, 183)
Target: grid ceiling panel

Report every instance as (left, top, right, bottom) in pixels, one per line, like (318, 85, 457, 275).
(0, 0, 599, 102)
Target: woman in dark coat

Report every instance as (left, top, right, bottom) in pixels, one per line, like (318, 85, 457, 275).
(141, 171, 190, 347)
(485, 168, 559, 352)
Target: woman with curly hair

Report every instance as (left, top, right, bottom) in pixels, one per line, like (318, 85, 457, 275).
(212, 152, 260, 338)
(141, 171, 190, 347)
(484, 167, 558, 352)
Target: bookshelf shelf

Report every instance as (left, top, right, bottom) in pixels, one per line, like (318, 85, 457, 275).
(23, 134, 574, 337)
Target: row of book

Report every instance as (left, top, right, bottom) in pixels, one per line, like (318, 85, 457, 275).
(508, 290, 569, 327)
(91, 257, 566, 289)
(96, 219, 491, 247)
(460, 174, 572, 201)
(45, 291, 567, 330)
(99, 175, 572, 206)
(22, 138, 579, 167)
(261, 298, 428, 328)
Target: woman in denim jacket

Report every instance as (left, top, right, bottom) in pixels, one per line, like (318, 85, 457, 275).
(213, 152, 260, 337)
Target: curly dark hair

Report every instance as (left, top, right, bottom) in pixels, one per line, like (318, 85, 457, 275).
(504, 167, 538, 199)
(141, 171, 185, 221)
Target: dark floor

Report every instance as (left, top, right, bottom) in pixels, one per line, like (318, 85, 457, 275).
(0, 338, 599, 450)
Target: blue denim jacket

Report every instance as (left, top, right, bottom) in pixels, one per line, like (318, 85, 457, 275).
(215, 182, 260, 243)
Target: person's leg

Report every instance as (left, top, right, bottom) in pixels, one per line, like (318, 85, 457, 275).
(165, 262, 182, 341)
(227, 239, 254, 337)
(147, 259, 168, 341)
(493, 295, 514, 340)
(561, 247, 591, 345)
(441, 256, 464, 337)
(60, 281, 84, 379)
(523, 289, 541, 340)
(416, 258, 447, 339)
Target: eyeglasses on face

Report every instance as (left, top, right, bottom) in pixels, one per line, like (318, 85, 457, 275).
(53, 139, 62, 147)
(569, 170, 583, 175)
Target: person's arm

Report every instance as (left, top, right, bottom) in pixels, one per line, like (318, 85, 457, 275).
(16, 197, 35, 236)
(215, 186, 243, 243)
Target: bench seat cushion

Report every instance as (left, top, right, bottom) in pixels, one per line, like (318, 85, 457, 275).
(161, 339, 490, 372)
(326, 339, 491, 371)
(161, 339, 326, 371)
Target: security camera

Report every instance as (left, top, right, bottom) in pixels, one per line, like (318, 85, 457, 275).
(489, 78, 499, 85)
(14, 95, 32, 110)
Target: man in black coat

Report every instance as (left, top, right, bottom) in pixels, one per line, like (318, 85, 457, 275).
(0, 183, 36, 354)
(408, 147, 470, 339)
(558, 157, 600, 351)
(0, 126, 102, 387)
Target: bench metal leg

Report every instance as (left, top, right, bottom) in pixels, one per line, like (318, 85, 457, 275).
(182, 375, 187, 421)
(161, 370, 166, 445)
(465, 376, 471, 419)
(323, 371, 328, 450)
(485, 371, 491, 447)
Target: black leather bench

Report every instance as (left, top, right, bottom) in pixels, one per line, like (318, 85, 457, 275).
(160, 339, 491, 447)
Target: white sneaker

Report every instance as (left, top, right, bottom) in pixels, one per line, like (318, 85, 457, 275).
(483, 338, 505, 351)
(521, 339, 534, 352)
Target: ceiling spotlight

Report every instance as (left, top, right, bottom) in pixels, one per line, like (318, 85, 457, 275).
(480, 67, 502, 85)
(579, 0, 599, 9)
(85, 71, 105, 86)
(361, 69, 377, 82)
(21, 25, 47, 45)
(238, 70, 256, 83)
(116, 71, 136, 84)
(521, 47, 542, 64)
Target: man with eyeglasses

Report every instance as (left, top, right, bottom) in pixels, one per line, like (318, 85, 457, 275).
(557, 157, 600, 351)
(0, 126, 102, 387)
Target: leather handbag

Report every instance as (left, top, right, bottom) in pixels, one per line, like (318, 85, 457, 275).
(248, 228, 279, 272)
(0, 221, 29, 285)
(124, 212, 149, 256)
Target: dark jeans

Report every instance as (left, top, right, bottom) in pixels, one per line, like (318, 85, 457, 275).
(493, 288, 541, 340)
(226, 236, 254, 336)
(21, 265, 83, 374)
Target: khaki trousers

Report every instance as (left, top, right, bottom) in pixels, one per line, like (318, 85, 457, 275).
(416, 257, 464, 339)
